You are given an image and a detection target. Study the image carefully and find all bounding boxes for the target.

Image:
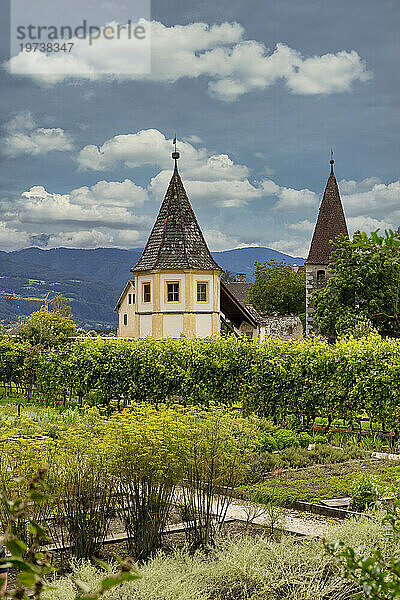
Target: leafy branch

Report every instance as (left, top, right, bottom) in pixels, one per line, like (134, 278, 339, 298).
(1, 467, 140, 600)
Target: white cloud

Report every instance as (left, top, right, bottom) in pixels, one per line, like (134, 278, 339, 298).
(77, 129, 248, 182)
(3, 112, 73, 158)
(203, 229, 241, 251)
(287, 219, 315, 232)
(32, 228, 142, 250)
(347, 215, 395, 233)
(148, 169, 265, 209)
(271, 185, 318, 211)
(342, 180, 400, 216)
(269, 238, 308, 258)
(47, 229, 114, 249)
(7, 21, 371, 101)
(6, 111, 36, 133)
(0, 222, 30, 250)
(286, 49, 371, 95)
(69, 179, 147, 207)
(77, 128, 319, 209)
(17, 181, 148, 229)
(338, 177, 381, 195)
(204, 229, 261, 251)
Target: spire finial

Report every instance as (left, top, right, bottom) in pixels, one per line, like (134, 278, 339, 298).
(330, 148, 334, 173)
(172, 135, 180, 171)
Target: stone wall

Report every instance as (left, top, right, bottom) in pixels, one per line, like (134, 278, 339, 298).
(261, 315, 303, 340)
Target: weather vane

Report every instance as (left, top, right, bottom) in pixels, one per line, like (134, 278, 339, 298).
(172, 134, 179, 167)
(330, 148, 334, 172)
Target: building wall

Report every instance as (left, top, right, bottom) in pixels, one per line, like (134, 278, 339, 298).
(117, 269, 221, 339)
(305, 264, 329, 335)
(117, 282, 136, 337)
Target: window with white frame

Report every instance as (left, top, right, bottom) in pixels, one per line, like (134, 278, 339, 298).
(197, 282, 208, 302)
(142, 283, 151, 303)
(166, 281, 180, 302)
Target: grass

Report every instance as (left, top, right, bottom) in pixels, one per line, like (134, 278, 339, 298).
(239, 459, 400, 506)
(41, 511, 395, 600)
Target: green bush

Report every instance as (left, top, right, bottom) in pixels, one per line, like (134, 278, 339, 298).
(313, 434, 329, 445)
(4, 333, 400, 432)
(349, 474, 385, 511)
(256, 432, 278, 452)
(297, 432, 312, 447)
(274, 429, 300, 449)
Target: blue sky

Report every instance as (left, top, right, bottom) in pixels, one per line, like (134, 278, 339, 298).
(0, 0, 399, 257)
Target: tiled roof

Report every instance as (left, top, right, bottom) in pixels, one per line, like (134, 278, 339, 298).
(132, 160, 222, 272)
(223, 282, 251, 304)
(244, 303, 264, 325)
(220, 281, 258, 328)
(306, 162, 348, 265)
(223, 282, 265, 325)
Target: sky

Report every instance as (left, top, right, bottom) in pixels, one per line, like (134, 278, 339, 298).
(0, 0, 399, 258)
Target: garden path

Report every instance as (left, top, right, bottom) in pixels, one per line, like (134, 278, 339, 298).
(225, 501, 339, 538)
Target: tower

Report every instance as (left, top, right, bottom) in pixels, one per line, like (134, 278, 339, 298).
(115, 147, 223, 339)
(305, 156, 348, 334)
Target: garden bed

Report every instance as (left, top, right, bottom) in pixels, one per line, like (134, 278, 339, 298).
(239, 458, 400, 507)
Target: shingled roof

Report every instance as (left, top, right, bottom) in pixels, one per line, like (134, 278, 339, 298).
(306, 160, 348, 265)
(132, 155, 222, 272)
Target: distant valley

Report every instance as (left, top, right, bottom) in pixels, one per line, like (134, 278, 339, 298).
(0, 247, 304, 328)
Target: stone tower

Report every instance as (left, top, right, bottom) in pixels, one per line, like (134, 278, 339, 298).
(305, 157, 348, 334)
(115, 148, 223, 339)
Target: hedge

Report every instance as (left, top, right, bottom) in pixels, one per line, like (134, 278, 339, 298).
(1, 333, 400, 427)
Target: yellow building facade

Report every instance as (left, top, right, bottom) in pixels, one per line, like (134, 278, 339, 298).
(115, 150, 222, 339)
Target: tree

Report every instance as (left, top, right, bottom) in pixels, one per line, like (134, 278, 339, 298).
(313, 230, 400, 337)
(51, 295, 72, 317)
(221, 270, 236, 283)
(16, 308, 76, 347)
(248, 259, 305, 315)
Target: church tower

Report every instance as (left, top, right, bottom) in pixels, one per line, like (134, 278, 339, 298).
(115, 147, 222, 339)
(305, 156, 348, 334)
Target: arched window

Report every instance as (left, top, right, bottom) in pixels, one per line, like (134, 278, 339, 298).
(316, 269, 326, 281)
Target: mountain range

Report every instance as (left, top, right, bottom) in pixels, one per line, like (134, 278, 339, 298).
(0, 247, 304, 328)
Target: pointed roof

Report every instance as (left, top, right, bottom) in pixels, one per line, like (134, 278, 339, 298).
(306, 159, 348, 265)
(132, 153, 222, 272)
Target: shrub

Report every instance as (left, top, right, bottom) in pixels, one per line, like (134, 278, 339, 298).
(278, 446, 312, 468)
(313, 434, 329, 445)
(349, 474, 385, 511)
(274, 429, 299, 449)
(256, 432, 278, 452)
(180, 408, 255, 550)
(43, 513, 394, 600)
(297, 431, 312, 448)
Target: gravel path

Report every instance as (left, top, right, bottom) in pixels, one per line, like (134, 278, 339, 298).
(225, 501, 339, 538)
